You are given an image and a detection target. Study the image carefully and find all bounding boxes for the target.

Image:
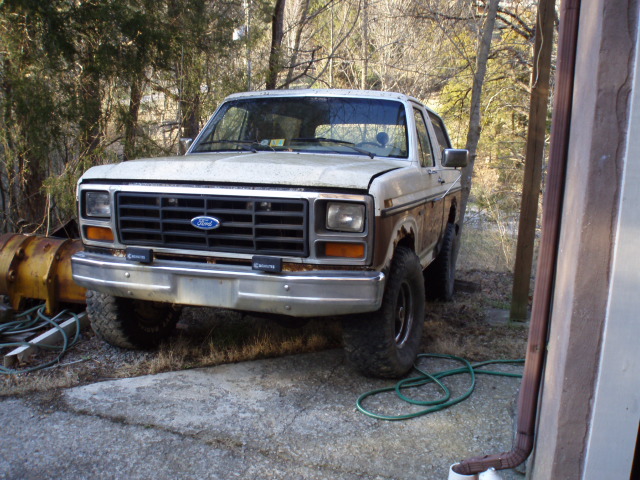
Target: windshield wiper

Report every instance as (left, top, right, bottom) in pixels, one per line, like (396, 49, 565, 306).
(292, 137, 375, 159)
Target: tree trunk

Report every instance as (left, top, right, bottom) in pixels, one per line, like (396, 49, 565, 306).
(185, 92, 201, 139)
(2, 58, 49, 232)
(361, 0, 369, 89)
(458, 0, 501, 233)
(266, 0, 287, 90)
(177, 50, 202, 140)
(79, 66, 102, 155)
(1, 58, 14, 232)
(124, 75, 144, 161)
(179, 92, 201, 140)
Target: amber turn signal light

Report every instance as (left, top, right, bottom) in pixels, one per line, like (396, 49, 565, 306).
(325, 242, 365, 258)
(86, 226, 115, 242)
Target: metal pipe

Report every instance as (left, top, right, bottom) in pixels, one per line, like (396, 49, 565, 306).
(451, 0, 582, 475)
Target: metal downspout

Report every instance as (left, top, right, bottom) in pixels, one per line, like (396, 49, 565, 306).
(451, 0, 582, 475)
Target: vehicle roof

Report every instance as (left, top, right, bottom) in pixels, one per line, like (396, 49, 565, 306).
(223, 89, 430, 112)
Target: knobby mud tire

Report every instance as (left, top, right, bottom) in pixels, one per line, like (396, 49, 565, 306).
(86, 290, 181, 349)
(342, 247, 425, 378)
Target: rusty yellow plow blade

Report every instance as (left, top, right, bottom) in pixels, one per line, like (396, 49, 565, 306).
(0, 233, 86, 315)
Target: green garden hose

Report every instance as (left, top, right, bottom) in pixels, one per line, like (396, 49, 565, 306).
(0, 304, 82, 375)
(357, 353, 524, 421)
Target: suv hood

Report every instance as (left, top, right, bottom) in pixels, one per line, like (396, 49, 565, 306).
(80, 152, 407, 190)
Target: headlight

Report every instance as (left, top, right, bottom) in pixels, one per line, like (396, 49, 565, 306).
(326, 202, 365, 232)
(85, 191, 111, 217)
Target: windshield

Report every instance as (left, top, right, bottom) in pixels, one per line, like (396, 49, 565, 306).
(191, 96, 409, 159)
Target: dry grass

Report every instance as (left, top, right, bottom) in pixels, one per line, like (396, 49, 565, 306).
(1, 369, 81, 397)
(1, 268, 528, 397)
(115, 313, 343, 378)
(422, 269, 528, 361)
(0, 311, 344, 396)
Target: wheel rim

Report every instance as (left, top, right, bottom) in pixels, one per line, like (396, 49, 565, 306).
(394, 280, 414, 347)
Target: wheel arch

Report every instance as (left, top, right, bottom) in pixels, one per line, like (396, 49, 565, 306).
(375, 217, 419, 272)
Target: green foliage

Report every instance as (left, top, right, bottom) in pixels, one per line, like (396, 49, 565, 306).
(0, 0, 550, 263)
(0, 0, 248, 232)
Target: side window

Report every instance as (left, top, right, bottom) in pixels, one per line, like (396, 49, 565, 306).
(413, 109, 434, 167)
(428, 111, 452, 162)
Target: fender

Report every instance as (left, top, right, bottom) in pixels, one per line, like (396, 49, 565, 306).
(373, 213, 427, 273)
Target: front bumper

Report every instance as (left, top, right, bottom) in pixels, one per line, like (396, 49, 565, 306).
(71, 251, 385, 317)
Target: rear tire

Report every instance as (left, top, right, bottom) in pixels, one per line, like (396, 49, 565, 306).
(425, 223, 459, 301)
(342, 247, 425, 378)
(86, 290, 181, 349)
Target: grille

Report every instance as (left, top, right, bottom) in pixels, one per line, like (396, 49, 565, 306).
(116, 192, 308, 257)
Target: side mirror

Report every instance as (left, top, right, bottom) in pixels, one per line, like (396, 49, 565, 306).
(442, 149, 469, 168)
(179, 138, 193, 155)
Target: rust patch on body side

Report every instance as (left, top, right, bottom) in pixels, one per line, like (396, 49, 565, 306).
(372, 206, 422, 270)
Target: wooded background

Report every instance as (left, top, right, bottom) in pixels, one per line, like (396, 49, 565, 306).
(0, 0, 550, 272)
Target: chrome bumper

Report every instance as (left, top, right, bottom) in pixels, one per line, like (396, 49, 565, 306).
(71, 251, 385, 317)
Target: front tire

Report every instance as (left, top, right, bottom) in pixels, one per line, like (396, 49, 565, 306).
(342, 247, 425, 378)
(86, 290, 181, 349)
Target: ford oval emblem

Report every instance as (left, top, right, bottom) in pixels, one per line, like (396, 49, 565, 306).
(191, 216, 221, 230)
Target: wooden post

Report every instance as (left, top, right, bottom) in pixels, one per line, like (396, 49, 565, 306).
(510, 0, 556, 322)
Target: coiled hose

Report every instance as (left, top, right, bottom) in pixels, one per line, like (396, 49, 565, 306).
(0, 304, 82, 374)
(357, 353, 524, 420)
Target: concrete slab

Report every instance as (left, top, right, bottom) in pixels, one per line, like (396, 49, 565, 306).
(1, 350, 524, 480)
(0, 397, 368, 480)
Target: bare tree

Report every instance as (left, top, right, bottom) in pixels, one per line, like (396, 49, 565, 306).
(459, 0, 501, 232)
(283, 0, 311, 87)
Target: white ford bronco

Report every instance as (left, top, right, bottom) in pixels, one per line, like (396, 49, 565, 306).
(72, 89, 468, 378)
